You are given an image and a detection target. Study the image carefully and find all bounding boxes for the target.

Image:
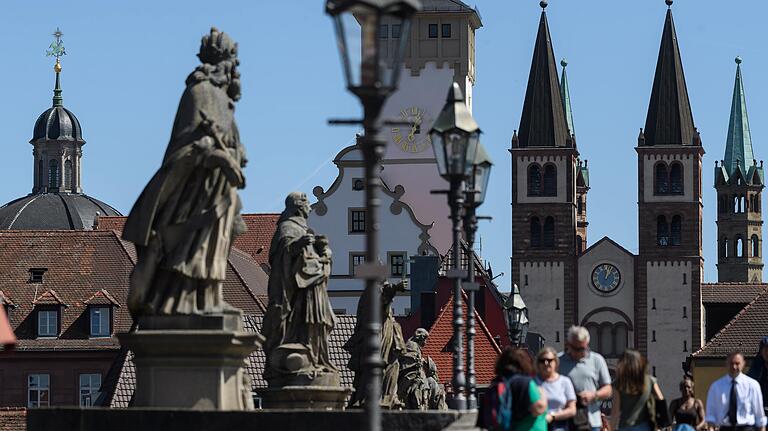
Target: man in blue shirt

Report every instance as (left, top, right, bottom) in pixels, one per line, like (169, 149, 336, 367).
(558, 326, 612, 431)
(706, 351, 766, 431)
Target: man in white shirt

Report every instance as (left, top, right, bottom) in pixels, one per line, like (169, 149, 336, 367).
(706, 352, 767, 431)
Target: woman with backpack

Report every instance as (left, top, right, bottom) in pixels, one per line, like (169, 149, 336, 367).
(478, 346, 548, 431)
(535, 347, 577, 431)
(609, 350, 666, 431)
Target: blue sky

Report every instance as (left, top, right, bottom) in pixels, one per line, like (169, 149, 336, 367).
(1, 1, 765, 288)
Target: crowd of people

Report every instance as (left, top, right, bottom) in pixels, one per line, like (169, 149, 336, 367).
(478, 328, 768, 431)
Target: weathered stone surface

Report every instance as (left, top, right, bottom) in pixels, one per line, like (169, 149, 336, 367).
(27, 408, 462, 431)
(262, 192, 339, 389)
(118, 329, 261, 410)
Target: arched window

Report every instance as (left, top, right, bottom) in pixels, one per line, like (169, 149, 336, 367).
(670, 163, 683, 194)
(543, 217, 555, 247)
(734, 195, 739, 213)
(720, 237, 728, 258)
(740, 195, 746, 213)
(724, 237, 730, 258)
(614, 324, 628, 356)
(599, 323, 613, 356)
(586, 324, 599, 352)
(543, 164, 557, 196)
(530, 217, 541, 247)
(64, 160, 72, 190)
(655, 163, 669, 194)
(578, 196, 584, 215)
(752, 235, 760, 258)
(528, 164, 542, 196)
(670, 215, 682, 246)
(37, 159, 43, 189)
(736, 236, 744, 258)
(576, 235, 584, 254)
(48, 160, 59, 189)
(657, 215, 669, 246)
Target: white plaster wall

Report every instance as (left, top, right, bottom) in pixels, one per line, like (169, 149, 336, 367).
(577, 240, 635, 335)
(519, 261, 565, 349)
(515, 155, 569, 204)
(309, 150, 431, 316)
(646, 260, 693, 395)
(642, 154, 696, 203)
(379, 64, 456, 162)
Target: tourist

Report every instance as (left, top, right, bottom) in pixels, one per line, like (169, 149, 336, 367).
(609, 350, 664, 431)
(669, 376, 706, 431)
(536, 347, 576, 431)
(559, 326, 612, 431)
(478, 346, 548, 431)
(747, 337, 768, 416)
(705, 352, 766, 431)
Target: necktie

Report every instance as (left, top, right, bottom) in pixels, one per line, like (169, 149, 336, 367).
(729, 378, 738, 426)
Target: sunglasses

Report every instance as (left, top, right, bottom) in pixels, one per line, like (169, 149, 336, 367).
(538, 358, 556, 364)
(569, 345, 589, 352)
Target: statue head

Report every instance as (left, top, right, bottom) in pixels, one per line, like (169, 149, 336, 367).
(197, 27, 241, 101)
(284, 192, 310, 219)
(413, 328, 429, 347)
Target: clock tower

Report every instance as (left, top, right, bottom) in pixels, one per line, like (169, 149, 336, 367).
(377, 1, 482, 254)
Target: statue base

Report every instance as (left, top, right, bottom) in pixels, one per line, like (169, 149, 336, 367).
(118, 314, 263, 410)
(260, 386, 352, 410)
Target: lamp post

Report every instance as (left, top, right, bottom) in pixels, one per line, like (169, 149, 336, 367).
(429, 82, 481, 410)
(462, 144, 492, 410)
(504, 284, 529, 346)
(325, 1, 421, 429)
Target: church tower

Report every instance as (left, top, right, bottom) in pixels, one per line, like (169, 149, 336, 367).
(715, 57, 764, 282)
(512, 1, 581, 347)
(636, 1, 703, 383)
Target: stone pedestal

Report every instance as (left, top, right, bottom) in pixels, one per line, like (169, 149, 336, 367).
(118, 313, 262, 410)
(260, 386, 352, 410)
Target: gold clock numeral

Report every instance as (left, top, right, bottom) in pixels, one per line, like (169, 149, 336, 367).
(394, 135, 402, 144)
(391, 127, 400, 133)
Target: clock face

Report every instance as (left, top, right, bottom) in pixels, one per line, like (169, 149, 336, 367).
(591, 263, 621, 293)
(391, 106, 432, 154)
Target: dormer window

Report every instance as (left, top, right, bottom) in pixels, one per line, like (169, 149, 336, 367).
(89, 306, 111, 337)
(29, 268, 47, 283)
(37, 309, 59, 338)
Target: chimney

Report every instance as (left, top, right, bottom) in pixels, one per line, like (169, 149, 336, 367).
(421, 291, 436, 330)
(409, 255, 439, 312)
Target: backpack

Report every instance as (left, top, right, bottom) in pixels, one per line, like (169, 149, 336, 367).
(479, 375, 531, 431)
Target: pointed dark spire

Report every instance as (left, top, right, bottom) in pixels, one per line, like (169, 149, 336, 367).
(642, 2, 696, 146)
(517, 5, 569, 148)
(560, 58, 575, 136)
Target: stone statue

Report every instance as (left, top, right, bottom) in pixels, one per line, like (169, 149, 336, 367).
(345, 279, 408, 408)
(261, 192, 338, 387)
(425, 357, 448, 410)
(123, 27, 246, 317)
(398, 328, 430, 410)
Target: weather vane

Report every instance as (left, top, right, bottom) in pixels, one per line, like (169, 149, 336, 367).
(46, 28, 66, 72)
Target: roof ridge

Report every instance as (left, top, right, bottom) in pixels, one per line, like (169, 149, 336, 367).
(692, 285, 768, 357)
(226, 251, 266, 313)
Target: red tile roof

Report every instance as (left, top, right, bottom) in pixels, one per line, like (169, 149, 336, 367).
(96, 213, 279, 269)
(421, 292, 502, 387)
(693, 288, 768, 359)
(0, 230, 134, 348)
(0, 407, 26, 431)
(232, 213, 279, 268)
(702, 283, 767, 304)
(83, 289, 120, 306)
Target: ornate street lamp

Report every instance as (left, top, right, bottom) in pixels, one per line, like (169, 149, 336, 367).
(503, 284, 529, 346)
(326, 1, 421, 429)
(430, 82, 481, 410)
(462, 143, 492, 410)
